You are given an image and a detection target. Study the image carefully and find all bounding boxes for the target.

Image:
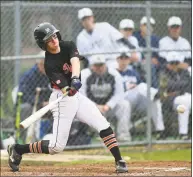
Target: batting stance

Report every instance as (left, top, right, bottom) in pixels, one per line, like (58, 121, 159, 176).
(7, 22, 128, 173)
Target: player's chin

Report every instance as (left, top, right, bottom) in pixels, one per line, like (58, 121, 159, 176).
(52, 44, 59, 49)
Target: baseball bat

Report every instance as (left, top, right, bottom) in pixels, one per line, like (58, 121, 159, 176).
(25, 87, 41, 143)
(15, 92, 23, 143)
(20, 92, 68, 129)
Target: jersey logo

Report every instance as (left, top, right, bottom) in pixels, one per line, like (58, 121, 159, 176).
(63, 63, 72, 74)
(90, 83, 112, 98)
(45, 28, 51, 33)
(56, 80, 61, 84)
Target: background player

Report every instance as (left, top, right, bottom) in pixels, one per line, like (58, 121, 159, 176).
(116, 50, 165, 139)
(133, 16, 160, 88)
(159, 52, 191, 139)
(76, 8, 134, 69)
(7, 22, 128, 173)
(159, 16, 191, 70)
(119, 18, 141, 62)
(80, 55, 131, 142)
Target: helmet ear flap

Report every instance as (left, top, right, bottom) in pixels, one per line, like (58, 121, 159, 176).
(56, 32, 61, 41)
(36, 39, 46, 51)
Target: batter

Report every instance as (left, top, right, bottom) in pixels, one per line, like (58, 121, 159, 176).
(7, 22, 128, 173)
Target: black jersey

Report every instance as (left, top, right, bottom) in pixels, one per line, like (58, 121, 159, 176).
(44, 40, 80, 89)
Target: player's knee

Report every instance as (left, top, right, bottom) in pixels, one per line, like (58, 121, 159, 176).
(99, 126, 114, 138)
(49, 143, 65, 155)
(174, 94, 191, 109)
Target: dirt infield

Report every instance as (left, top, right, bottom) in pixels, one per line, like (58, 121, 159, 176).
(1, 161, 191, 176)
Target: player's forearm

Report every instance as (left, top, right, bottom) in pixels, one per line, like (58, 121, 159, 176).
(106, 91, 124, 109)
(70, 57, 80, 78)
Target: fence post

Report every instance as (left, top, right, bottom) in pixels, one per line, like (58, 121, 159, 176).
(145, 1, 152, 151)
(14, 1, 21, 87)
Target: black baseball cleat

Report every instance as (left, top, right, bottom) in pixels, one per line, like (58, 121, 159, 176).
(7, 144, 22, 172)
(115, 159, 128, 173)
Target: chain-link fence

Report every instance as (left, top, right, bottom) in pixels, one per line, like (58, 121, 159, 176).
(1, 1, 191, 150)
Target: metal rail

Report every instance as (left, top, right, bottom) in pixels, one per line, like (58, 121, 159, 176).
(1, 2, 191, 9)
(1, 49, 191, 61)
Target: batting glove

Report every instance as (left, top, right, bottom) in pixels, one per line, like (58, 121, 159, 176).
(71, 76, 82, 91)
(61, 86, 77, 97)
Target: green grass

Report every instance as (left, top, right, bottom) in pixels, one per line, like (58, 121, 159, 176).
(65, 144, 191, 161)
(121, 148, 191, 161)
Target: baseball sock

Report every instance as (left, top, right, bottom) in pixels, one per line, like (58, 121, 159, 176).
(100, 126, 122, 162)
(15, 140, 49, 155)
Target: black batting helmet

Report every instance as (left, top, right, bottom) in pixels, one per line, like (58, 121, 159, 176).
(34, 22, 61, 51)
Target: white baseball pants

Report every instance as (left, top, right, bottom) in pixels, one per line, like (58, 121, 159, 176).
(124, 83, 165, 132)
(103, 100, 131, 141)
(48, 89, 110, 154)
(174, 92, 191, 135)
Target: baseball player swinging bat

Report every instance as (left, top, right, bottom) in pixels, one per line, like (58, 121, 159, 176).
(8, 22, 128, 173)
(20, 92, 68, 130)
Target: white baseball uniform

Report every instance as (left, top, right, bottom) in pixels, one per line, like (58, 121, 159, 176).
(76, 22, 125, 68)
(173, 92, 191, 135)
(116, 65, 164, 132)
(159, 36, 191, 62)
(159, 36, 191, 135)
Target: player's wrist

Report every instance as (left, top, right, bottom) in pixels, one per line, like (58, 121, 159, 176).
(71, 76, 82, 91)
(103, 105, 110, 112)
(71, 76, 79, 80)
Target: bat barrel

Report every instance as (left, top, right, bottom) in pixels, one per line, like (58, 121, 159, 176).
(20, 95, 64, 129)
